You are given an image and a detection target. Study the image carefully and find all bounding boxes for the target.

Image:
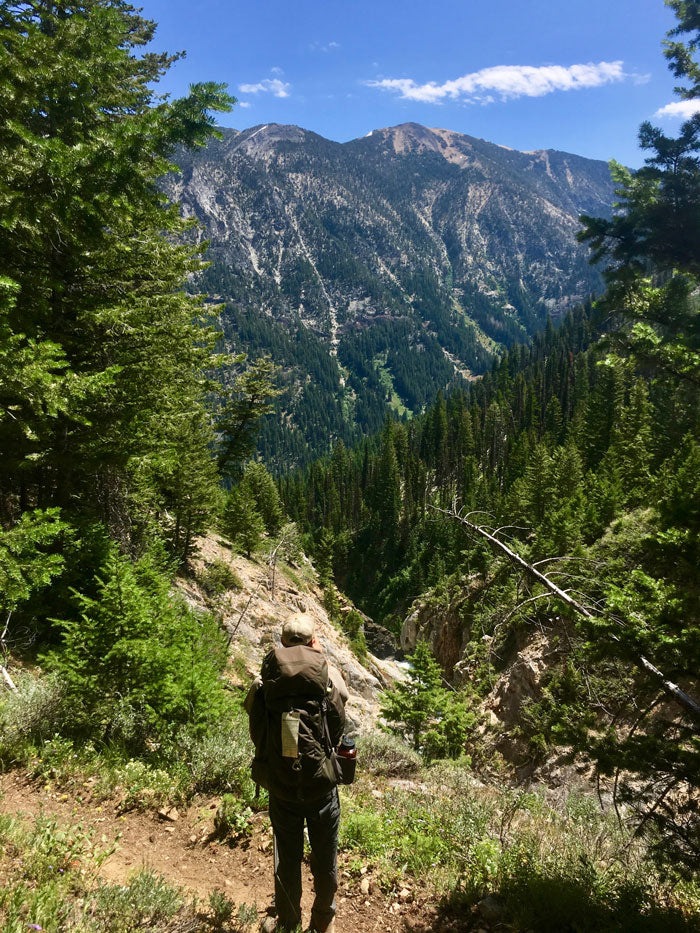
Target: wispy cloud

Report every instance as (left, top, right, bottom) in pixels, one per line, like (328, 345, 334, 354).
(238, 101, 252, 109)
(309, 40, 340, 53)
(367, 61, 629, 104)
(238, 77, 291, 98)
(655, 99, 700, 119)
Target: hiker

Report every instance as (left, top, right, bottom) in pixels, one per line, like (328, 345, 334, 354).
(245, 613, 349, 933)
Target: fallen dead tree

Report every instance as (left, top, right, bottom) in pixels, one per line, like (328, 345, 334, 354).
(431, 504, 700, 726)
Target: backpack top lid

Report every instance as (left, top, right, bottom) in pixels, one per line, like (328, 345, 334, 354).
(262, 644, 329, 704)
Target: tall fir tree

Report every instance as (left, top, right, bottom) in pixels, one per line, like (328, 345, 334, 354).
(0, 1, 233, 562)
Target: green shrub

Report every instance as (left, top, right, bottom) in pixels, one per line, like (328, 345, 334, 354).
(339, 809, 386, 857)
(113, 760, 178, 811)
(45, 544, 230, 752)
(0, 671, 66, 761)
(214, 793, 254, 841)
(209, 888, 235, 926)
(178, 731, 254, 798)
(357, 730, 422, 777)
(91, 870, 184, 931)
(198, 558, 243, 597)
(175, 700, 255, 797)
(342, 609, 368, 659)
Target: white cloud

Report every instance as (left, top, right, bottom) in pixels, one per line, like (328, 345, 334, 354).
(309, 40, 341, 53)
(238, 101, 252, 108)
(367, 61, 628, 104)
(655, 99, 700, 118)
(238, 77, 291, 98)
(270, 66, 284, 75)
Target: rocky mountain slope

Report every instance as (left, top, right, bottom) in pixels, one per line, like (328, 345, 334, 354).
(165, 123, 615, 464)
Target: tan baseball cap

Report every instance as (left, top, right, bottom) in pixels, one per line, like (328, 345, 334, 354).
(281, 613, 315, 646)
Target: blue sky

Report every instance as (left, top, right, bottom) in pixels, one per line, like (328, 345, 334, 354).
(140, 0, 689, 167)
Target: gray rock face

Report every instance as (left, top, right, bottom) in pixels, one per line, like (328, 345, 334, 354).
(364, 621, 397, 659)
(169, 123, 613, 346)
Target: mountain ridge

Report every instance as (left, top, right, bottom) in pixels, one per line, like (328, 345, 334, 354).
(166, 121, 615, 465)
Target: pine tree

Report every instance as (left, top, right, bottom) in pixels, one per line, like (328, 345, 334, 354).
(217, 356, 280, 479)
(0, 1, 233, 549)
(380, 640, 470, 759)
(222, 486, 265, 559)
(575, 1, 700, 873)
(240, 461, 283, 536)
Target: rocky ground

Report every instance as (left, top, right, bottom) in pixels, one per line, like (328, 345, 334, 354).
(0, 770, 483, 933)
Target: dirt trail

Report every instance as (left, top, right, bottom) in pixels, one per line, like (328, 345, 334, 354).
(0, 770, 455, 932)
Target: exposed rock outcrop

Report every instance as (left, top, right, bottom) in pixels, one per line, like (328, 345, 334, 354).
(179, 536, 403, 732)
(400, 575, 483, 674)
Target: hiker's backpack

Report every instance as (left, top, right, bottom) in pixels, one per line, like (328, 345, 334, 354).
(250, 644, 345, 802)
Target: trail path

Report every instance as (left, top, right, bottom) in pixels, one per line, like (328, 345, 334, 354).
(0, 771, 461, 933)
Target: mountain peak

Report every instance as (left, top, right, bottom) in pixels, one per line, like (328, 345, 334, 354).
(229, 123, 315, 157)
(364, 123, 477, 167)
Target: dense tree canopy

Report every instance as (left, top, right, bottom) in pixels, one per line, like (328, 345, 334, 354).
(0, 0, 232, 563)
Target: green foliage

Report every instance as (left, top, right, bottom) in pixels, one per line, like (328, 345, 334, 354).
(239, 461, 284, 535)
(208, 889, 235, 927)
(45, 543, 230, 750)
(0, 672, 66, 762)
(214, 793, 254, 841)
(198, 558, 243, 597)
(356, 730, 422, 777)
(380, 641, 473, 759)
(0, 689, 255, 805)
(342, 608, 368, 659)
(176, 702, 257, 798)
(221, 486, 265, 558)
(337, 767, 700, 929)
(216, 355, 280, 477)
(90, 871, 185, 931)
(339, 808, 386, 857)
(0, 508, 69, 614)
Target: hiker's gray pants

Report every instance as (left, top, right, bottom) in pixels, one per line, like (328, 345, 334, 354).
(269, 788, 340, 931)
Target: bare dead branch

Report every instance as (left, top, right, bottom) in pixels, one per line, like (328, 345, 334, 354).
(226, 582, 263, 647)
(493, 524, 531, 536)
(1, 667, 17, 692)
(533, 556, 603, 568)
(501, 593, 554, 626)
(1, 611, 11, 646)
(431, 503, 700, 726)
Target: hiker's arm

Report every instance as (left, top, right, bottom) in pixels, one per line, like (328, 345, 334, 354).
(244, 676, 265, 744)
(326, 683, 346, 746)
(328, 665, 349, 704)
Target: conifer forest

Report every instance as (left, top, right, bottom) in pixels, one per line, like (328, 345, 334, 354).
(0, 1, 699, 931)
